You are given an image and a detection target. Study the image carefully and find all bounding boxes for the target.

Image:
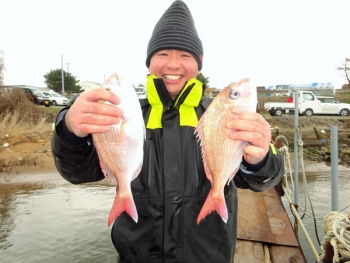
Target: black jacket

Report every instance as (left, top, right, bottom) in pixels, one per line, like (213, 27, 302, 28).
(51, 77, 284, 263)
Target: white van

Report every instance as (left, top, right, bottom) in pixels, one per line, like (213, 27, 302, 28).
(42, 91, 69, 106)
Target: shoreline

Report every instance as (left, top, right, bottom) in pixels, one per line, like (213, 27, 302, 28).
(285, 153, 350, 174)
(1, 142, 349, 184)
(0, 142, 59, 183)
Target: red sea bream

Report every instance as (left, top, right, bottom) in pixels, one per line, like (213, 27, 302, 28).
(92, 73, 145, 226)
(195, 78, 257, 224)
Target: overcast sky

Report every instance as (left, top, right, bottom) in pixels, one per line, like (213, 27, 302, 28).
(1, 0, 349, 89)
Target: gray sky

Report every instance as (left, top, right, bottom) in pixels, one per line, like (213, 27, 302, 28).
(1, 0, 349, 89)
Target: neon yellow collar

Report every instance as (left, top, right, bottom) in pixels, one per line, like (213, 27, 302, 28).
(146, 74, 203, 128)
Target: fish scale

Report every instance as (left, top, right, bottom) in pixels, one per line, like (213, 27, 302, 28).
(195, 78, 256, 224)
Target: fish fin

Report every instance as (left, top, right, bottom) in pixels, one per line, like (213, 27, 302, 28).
(108, 190, 138, 226)
(227, 167, 239, 185)
(195, 113, 214, 183)
(203, 160, 213, 184)
(197, 189, 228, 224)
(194, 111, 206, 141)
(99, 160, 117, 185)
(92, 138, 118, 185)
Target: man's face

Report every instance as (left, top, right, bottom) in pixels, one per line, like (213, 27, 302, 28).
(148, 49, 199, 98)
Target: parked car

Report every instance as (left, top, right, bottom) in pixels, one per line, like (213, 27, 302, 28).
(316, 96, 350, 116)
(8, 87, 51, 107)
(134, 87, 147, 99)
(42, 91, 69, 106)
(264, 91, 350, 117)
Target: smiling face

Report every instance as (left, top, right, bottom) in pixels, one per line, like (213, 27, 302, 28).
(148, 49, 199, 98)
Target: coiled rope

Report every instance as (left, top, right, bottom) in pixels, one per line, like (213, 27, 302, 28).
(319, 211, 350, 263)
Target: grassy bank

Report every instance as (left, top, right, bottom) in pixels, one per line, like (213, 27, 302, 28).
(0, 88, 61, 145)
(1, 87, 349, 167)
(1, 88, 349, 142)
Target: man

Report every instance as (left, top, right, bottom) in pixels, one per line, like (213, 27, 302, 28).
(51, 1, 284, 262)
(286, 95, 294, 103)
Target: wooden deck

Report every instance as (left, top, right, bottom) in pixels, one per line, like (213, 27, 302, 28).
(234, 187, 307, 262)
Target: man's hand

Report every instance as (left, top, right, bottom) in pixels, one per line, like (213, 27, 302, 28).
(65, 89, 124, 137)
(227, 111, 271, 165)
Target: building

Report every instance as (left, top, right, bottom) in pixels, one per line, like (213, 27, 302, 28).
(79, 81, 102, 92)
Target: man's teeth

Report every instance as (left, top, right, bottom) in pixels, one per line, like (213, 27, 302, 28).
(164, 75, 181, 80)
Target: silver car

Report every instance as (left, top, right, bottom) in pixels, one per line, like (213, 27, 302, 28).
(316, 96, 350, 116)
(43, 91, 69, 106)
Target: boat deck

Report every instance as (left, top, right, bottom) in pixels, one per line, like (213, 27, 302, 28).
(234, 187, 307, 262)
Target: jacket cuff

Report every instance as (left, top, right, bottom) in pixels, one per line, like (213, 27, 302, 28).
(55, 107, 89, 148)
(241, 153, 268, 173)
(235, 144, 284, 192)
(51, 127, 103, 184)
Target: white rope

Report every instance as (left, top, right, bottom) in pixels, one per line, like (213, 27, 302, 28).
(275, 135, 294, 191)
(319, 211, 350, 263)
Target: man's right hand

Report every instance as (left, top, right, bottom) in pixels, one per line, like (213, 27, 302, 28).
(65, 89, 124, 137)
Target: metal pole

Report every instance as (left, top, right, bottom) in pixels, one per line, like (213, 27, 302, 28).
(61, 55, 65, 95)
(294, 90, 299, 205)
(330, 126, 338, 211)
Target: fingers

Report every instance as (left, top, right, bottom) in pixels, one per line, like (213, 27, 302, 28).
(227, 112, 271, 164)
(242, 145, 268, 165)
(84, 89, 120, 105)
(81, 100, 124, 120)
(64, 89, 124, 137)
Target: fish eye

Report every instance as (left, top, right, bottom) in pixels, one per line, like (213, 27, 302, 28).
(229, 89, 240, 100)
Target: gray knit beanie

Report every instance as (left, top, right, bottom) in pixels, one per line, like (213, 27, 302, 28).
(146, 0, 203, 70)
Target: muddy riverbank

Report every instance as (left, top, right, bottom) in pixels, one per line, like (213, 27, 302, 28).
(1, 116, 349, 183)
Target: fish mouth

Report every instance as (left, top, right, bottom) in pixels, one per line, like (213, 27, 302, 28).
(163, 74, 182, 81)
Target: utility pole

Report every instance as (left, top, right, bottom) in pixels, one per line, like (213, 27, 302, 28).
(61, 55, 65, 95)
(66, 63, 71, 73)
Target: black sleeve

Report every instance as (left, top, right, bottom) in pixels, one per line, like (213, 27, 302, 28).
(51, 108, 104, 184)
(234, 144, 284, 192)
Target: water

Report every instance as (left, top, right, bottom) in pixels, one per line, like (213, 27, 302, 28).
(0, 176, 118, 263)
(282, 172, 350, 263)
(1, 172, 349, 263)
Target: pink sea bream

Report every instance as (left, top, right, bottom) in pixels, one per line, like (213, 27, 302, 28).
(195, 78, 257, 224)
(92, 73, 145, 226)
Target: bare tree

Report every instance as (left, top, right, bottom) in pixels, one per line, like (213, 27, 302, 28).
(0, 48, 4, 87)
(337, 57, 350, 86)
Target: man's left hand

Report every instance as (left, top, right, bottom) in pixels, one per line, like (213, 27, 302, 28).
(227, 111, 271, 165)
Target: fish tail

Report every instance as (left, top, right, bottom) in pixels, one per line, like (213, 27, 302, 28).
(197, 189, 228, 224)
(107, 191, 138, 226)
